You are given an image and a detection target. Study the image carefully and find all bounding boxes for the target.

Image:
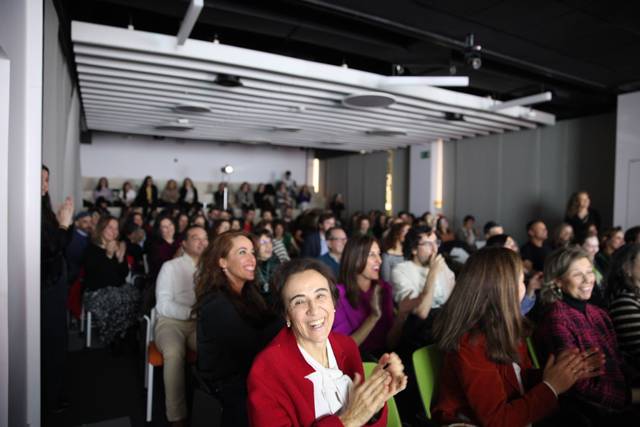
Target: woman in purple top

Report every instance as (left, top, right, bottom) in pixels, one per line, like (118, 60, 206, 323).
(333, 235, 416, 356)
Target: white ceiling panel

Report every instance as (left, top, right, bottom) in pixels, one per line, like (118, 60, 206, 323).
(71, 21, 555, 152)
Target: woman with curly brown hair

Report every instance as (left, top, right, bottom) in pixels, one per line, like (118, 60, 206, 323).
(194, 230, 282, 427)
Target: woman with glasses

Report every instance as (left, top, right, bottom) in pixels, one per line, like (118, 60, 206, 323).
(535, 246, 640, 425)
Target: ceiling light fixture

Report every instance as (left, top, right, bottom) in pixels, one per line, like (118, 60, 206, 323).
(174, 102, 210, 113)
(343, 92, 396, 109)
(464, 33, 482, 70)
(365, 128, 407, 137)
(154, 118, 194, 131)
(444, 112, 465, 121)
(272, 126, 301, 132)
(214, 73, 243, 87)
(221, 164, 234, 174)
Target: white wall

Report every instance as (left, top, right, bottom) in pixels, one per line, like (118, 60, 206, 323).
(0, 0, 43, 426)
(81, 132, 309, 186)
(614, 91, 640, 229)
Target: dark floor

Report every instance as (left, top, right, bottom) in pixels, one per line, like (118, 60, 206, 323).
(44, 322, 169, 427)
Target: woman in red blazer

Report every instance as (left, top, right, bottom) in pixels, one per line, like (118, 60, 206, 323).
(431, 247, 603, 427)
(248, 258, 408, 427)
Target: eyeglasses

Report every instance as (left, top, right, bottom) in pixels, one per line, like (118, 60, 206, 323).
(259, 239, 272, 245)
(328, 237, 347, 242)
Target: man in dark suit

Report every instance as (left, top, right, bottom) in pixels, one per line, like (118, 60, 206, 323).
(301, 212, 335, 258)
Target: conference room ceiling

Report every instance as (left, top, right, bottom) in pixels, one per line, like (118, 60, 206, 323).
(59, 0, 638, 151)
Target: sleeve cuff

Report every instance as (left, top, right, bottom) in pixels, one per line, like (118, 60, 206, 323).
(543, 381, 558, 398)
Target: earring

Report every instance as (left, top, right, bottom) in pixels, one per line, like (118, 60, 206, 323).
(286, 321, 291, 328)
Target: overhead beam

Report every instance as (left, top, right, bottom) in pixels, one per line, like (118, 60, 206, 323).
(489, 91, 553, 111)
(176, 0, 204, 46)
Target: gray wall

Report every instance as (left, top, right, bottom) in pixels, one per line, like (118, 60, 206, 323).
(444, 113, 616, 243)
(325, 151, 388, 221)
(392, 147, 408, 215)
(0, 0, 43, 425)
(614, 91, 640, 229)
(42, 0, 82, 206)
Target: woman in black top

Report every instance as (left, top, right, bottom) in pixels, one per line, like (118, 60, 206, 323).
(41, 165, 74, 414)
(565, 191, 601, 240)
(178, 177, 199, 213)
(134, 175, 158, 215)
(83, 216, 140, 345)
(194, 231, 282, 427)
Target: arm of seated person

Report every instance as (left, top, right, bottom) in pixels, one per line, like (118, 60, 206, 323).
(454, 341, 557, 427)
(155, 262, 192, 320)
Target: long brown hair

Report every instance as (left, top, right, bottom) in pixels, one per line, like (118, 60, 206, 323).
(193, 230, 269, 321)
(338, 235, 378, 309)
(566, 191, 588, 218)
(382, 221, 407, 252)
(91, 215, 118, 246)
(433, 247, 524, 364)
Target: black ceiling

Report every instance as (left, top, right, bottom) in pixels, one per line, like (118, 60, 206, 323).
(57, 0, 640, 120)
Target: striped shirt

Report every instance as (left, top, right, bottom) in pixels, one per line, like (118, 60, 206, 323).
(609, 289, 640, 368)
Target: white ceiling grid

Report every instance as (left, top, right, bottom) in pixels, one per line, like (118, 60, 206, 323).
(71, 21, 555, 152)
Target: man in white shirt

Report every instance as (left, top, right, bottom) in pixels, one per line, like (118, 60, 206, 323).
(391, 226, 455, 320)
(154, 225, 208, 426)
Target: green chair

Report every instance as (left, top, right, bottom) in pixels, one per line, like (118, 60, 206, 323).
(412, 344, 442, 420)
(526, 337, 540, 369)
(363, 362, 402, 427)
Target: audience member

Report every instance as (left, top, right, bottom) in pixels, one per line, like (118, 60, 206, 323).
(194, 231, 282, 427)
(120, 181, 136, 207)
(625, 226, 640, 244)
(565, 191, 601, 241)
(297, 185, 312, 211)
(134, 175, 158, 215)
(65, 211, 93, 284)
(432, 247, 599, 427)
(248, 258, 406, 427)
(282, 170, 297, 196)
(175, 213, 189, 241)
(536, 246, 638, 425)
(178, 177, 198, 212)
(211, 219, 230, 237)
(275, 181, 292, 212)
(242, 207, 256, 233)
(230, 217, 241, 231)
(253, 228, 281, 305)
(455, 214, 477, 247)
(41, 165, 74, 415)
(235, 182, 254, 210)
(253, 183, 267, 211)
(318, 227, 347, 278)
(93, 177, 113, 204)
(83, 216, 139, 347)
(329, 193, 345, 224)
(213, 182, 226, 210)
(154, 225, 208, 426)
(333, 235, 416, 356)
(353, 214, 372, 238)
(483, 220, 504, 240)
(380, 222, 409, 282)
(435, 215, 455, 243)
(606, 243, 640, 371)
(595, 227, 624, 276)
(148, 216, 180, 281)
(301, 212, 335, 258)
(160, 179, 180, 207)
(520, 219, 552, 273)
(551, 222, 574, 249)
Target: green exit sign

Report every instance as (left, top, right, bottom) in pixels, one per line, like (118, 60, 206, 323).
(421, 151, 430, 159)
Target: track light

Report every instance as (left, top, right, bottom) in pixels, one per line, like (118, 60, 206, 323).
(221, 164, 234, 174)
(214, 73, 243, 87)
(464, 33, 482, 70)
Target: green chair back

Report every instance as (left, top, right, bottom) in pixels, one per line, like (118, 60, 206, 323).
(412, 344, 442, 419)
(526, 337, 540, 369)
(363, 362, 402, 427)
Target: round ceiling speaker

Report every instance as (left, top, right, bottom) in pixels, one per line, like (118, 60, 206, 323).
(174, 102, 211, 113)
(342, 92, 396, 109)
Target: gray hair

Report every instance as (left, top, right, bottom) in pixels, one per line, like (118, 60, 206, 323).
(540, 245, 591, 305)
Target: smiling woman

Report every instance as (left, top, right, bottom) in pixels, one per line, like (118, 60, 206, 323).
(193, 231, 283, 427)
(248, 258, 408, 427)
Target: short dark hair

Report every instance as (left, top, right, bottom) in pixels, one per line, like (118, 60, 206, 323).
(184, 225, 207, 239)
(325, 226, 344, 241)
(272, 258, 339, 316)
(318, 212, 335, 226)
(402, 226, 433, 260)
(463, 215, 475, 223)
(486, 234, 509, 248)
(252, 227, 273, 239)
(624, 226, 640, 244)
(483, 221, 500, 235)
(526, 219, 544, 232)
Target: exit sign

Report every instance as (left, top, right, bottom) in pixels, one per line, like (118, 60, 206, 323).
(421, 151, 430, 159)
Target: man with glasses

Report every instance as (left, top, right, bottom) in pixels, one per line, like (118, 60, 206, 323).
(391, 226, 455, 320)
(318, 227, 347, 277)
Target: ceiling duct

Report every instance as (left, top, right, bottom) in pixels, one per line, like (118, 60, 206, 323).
(343, 92, 396, 109)
(214, 73, 243, 87)
(174, 102, 211, 113)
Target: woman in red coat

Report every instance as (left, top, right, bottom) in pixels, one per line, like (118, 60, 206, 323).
(431, 247, 604, 427)
(248, 258, 408, 427)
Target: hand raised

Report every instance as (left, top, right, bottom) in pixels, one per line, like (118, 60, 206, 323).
(543, 348, 592, 394)
(338, 371, 391, 427)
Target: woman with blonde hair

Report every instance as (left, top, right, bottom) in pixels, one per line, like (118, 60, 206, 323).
(536, 246, 639, 425)
(433, 247, 602, 427)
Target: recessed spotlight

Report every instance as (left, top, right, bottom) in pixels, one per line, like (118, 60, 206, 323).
(343, 92, 396, 109)
(154, 118, 194, 131)
(444, 112, 465, 121)
(365, 128, 407, 137)
(174, 102, 210, 113)
(272, 126, 302, 132)
(214, 73, 243, 87)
